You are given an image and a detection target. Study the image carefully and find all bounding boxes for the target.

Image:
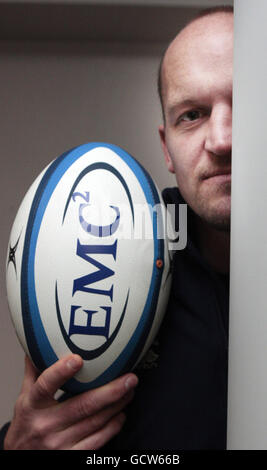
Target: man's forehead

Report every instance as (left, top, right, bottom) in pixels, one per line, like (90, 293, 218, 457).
(162, 13, 233, 98)
(165, 12, 233, 59)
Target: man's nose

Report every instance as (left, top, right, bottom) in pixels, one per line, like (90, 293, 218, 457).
(204, 105, 232, 156)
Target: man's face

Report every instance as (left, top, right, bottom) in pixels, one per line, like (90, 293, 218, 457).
(159, 13, 233, 231)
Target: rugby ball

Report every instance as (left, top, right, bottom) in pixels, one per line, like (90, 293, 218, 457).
(6, 142, 172, 394)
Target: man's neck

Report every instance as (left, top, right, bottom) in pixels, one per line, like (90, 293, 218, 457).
(194, 216, 230, 275)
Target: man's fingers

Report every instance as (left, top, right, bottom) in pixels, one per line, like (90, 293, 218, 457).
(71, 412, 126, 450)
(8, 355, 137, 450)
(29, 354, 83, 407)
(20, 355, 40, 394)
(59, 372, 138, 425)
(56, 388, 135, 446)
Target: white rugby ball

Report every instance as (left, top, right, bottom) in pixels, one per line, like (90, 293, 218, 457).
(6, 142, 172, 394)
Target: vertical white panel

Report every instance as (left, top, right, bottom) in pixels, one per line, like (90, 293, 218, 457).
(228, 0, 267, 449)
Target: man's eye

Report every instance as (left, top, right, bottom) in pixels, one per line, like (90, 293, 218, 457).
(178, 110, 201, 123)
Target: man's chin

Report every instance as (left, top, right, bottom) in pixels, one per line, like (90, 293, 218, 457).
(207, 217, 230, 233)
(195, 200, 231, 233)
(201, 207, 231, 232)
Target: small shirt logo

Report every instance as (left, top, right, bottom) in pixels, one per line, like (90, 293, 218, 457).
(136, 339, 160, 370)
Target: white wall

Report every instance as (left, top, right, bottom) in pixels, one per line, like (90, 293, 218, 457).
(227, 0, 267, 449)
(0, 39, 175, 426)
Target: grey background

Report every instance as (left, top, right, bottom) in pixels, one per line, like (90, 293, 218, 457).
(0, 0, 233, 428)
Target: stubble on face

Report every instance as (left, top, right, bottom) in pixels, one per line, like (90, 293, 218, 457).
(195, 178, 231, 232)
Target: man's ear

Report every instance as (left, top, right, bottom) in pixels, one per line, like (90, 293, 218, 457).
(158, 125, 175, 174)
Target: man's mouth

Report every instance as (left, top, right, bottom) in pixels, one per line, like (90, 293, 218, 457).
(201, 169, 231, 182)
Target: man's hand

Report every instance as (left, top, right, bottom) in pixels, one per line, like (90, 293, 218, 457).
(4, 354, 138, 450)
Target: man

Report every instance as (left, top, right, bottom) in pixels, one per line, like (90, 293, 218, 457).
(1, 5, 233, 450)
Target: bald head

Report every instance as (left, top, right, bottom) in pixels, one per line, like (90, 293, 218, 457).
(158, 7, 234, 121)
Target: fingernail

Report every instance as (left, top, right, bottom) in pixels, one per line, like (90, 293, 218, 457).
(125, 374, 138, 391)
(67, 355, 82, 371)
